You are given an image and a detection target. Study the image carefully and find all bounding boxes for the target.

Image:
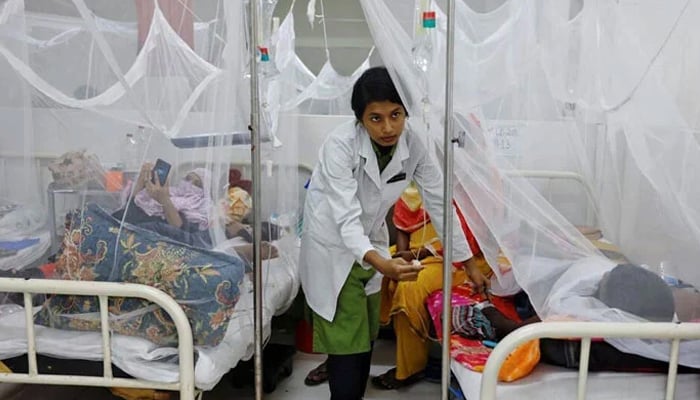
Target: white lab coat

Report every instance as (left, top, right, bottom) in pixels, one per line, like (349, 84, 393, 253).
(300, 120, 473, 322)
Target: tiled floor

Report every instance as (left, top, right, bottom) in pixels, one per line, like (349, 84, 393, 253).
(5, 340, 442, 399)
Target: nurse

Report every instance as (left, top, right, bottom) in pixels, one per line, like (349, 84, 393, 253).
(299, 66, 488, 400)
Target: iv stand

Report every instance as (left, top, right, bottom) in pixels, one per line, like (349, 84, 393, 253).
(248, 0, 264, 399)
(441, 1, 457, 399)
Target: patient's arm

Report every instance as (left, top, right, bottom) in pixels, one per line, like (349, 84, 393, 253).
(394, 229, 418, 262)
(225, 220, 252, 240)
(234, 242, 278, 263)
(133, 163, 153, 193)
(145, 176, 183, 229)
(482, 306, 541, 341)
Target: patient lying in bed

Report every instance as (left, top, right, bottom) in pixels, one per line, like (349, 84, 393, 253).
(477, 263, 699, 372)
(111, 162, 279, 261)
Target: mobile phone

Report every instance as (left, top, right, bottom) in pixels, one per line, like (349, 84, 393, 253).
(151, 158, 171, 185)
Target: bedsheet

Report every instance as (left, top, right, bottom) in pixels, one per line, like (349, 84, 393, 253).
(0, 238, 299, 391)
(452, 359, 700, 400)
(0, 231, 50, 271)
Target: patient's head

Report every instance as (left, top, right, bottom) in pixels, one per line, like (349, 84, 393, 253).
(184, 168, 208, 189)
(596, 264, 675, 322)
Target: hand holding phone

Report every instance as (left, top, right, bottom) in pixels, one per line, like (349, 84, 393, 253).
(151, 158, 171, 186)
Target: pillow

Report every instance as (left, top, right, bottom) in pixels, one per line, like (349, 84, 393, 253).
(35, 204, 246, 346)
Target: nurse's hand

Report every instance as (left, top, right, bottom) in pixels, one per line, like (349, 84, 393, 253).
(380, 258, 424, 282)
(365, 250, 424, 281)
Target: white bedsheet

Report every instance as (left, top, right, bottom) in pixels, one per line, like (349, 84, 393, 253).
(0, 239, 299, 391)
(0, 231, 50, 271)
(452, 359, 700, 400)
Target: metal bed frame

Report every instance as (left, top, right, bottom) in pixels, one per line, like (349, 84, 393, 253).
(480, 321, 700, 400)
(0, 278, 199, 399)
(0, 147, 312, 399)
(452, 169, 700, 400)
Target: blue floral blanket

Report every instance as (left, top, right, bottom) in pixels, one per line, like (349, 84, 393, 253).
(35, 204, 246, 346)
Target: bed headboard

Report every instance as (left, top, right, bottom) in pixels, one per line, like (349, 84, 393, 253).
(504, 169, 598, 229)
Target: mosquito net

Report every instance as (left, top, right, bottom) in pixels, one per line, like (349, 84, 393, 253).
(360, 0, 700, 367)
(273, 0, 373, 116)
(0, 0, 302, 389)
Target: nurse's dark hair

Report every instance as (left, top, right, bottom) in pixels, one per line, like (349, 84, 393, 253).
(351, 66, 408, 121)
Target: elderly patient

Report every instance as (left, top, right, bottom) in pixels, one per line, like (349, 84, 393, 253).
(112, 162, 278, 261)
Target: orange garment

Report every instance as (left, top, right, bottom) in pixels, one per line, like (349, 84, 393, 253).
(380, 220, 490, 380)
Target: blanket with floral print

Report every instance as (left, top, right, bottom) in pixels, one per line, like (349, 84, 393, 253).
(35, 204, 246, 346)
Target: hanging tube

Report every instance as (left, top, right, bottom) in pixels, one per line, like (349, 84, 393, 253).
(441, 1, 457, 400)
(248, 0, 264, 399)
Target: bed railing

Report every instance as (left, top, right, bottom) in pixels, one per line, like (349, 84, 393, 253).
(480, 321, 700, 400)
(0, 278, 197, 400)
(504, 169, 598, 228)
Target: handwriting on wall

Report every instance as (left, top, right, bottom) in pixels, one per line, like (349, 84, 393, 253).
(490, 125, 521, 157)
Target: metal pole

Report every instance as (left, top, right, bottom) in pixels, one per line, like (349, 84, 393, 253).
(441, 1, 457, 399)
(248, 0, 264, 398)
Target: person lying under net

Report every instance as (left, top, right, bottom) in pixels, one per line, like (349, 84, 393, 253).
(304, 184, 491, 390)
(111, 163, 279, 260)
(112, 162, 213, 248)
(469, 263, 700, 373)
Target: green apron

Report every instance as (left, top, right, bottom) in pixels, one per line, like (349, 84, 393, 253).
(312, 262, 380, 354)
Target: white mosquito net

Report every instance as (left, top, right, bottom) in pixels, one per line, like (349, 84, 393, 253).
(272, 0, 373, 116)
(0, 0, 302, 388)
(360, 0, 700, 367)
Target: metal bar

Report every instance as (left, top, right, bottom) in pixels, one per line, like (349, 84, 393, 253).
(665, 339, 680, 400)
(47, 185, 59, 255)
(480, 322, 700, 400)
(247, 0, 264, 398)
(504, 169, 594, 201)
(441, 1, 457, 399)
(577, 338, 591, 400)
(504, 169, 599, 227)
(23, 293, 37, 376)
(0, 279, 195, 400)
(0, 374, 181, 391)
(0, 159, 5, 199)
(0, 152, 62, 159)
(99, 295, 113, 379)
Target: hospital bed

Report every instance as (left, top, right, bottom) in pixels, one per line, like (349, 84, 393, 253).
(454, 321, 700, 400)
(0, 153, 311, 399)
(450, 169, 700, 400)
(0, 244, 299, 398)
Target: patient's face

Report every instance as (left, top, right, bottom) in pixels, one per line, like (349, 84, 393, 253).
(185, 172, 203, 189)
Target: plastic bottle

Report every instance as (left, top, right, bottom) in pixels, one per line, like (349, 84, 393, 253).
(413, 32, 433, 74)
(412, 10, 435, 125)
(658, 261, 680, 287)
(121, 132, 140, 173)
(270, 211, 297, 238)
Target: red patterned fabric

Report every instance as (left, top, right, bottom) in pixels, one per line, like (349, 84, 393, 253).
(427, 285, 519, 342)
(426, 285, 532, 377)
(392, 197, 481, 256)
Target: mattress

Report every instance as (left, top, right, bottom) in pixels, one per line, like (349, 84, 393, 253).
(0, 238, 299, 391)
(451, 359, 700, 400)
